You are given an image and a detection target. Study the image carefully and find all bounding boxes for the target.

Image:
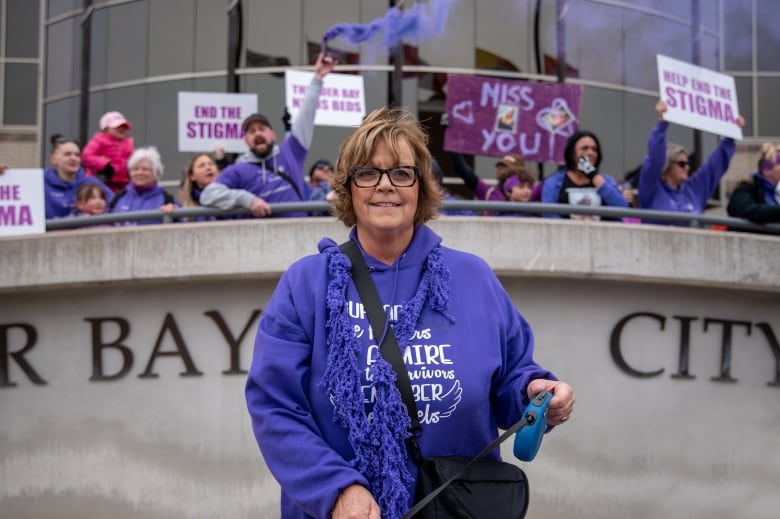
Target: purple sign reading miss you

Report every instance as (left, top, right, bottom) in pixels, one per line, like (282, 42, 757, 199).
(444, 74, 582, 163)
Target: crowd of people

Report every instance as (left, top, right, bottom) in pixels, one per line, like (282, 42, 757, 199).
(1, 53, 778, 229)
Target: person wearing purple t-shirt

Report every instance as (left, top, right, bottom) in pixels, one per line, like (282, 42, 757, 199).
(200, 52, 336, 218)
(638, 99, 745, 225)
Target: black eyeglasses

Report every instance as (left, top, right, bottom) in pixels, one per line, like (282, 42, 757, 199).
(349, 166, 420, 188)
(675, 161, 691, 168)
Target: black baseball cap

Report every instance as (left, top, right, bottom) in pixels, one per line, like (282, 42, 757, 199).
(309, 159, 333, 176)
(242, 113, 272, 132)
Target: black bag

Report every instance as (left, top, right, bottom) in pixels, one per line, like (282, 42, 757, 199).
(414, 456, 529, 519)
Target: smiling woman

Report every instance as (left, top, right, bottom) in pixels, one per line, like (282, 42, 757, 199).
(245, 106, 575, 519)
(108, 146, 178, 226)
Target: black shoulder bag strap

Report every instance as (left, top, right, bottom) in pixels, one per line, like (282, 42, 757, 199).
(339, 240, 533, 519)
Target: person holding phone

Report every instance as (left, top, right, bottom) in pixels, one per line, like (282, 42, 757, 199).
(540, 130, 628, 219)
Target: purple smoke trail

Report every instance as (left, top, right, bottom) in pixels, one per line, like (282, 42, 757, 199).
(322, 0, 451, 53)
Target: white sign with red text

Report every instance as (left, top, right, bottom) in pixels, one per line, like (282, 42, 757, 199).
(657, 55, 742, 140)
(0, 168, 45, 236)
(178, 92, 258, 152)
(285, 70, 365, 127)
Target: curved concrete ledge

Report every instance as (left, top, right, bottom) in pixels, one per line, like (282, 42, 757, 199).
(2, 217, 779, 294)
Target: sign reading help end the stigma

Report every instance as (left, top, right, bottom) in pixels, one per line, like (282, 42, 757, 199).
(285, 70, 366, 127)
(657, 55, 743, 140)
(0, 169, 45, 236)
(178, 92, 259, 153)
(444, 74, 582, 164)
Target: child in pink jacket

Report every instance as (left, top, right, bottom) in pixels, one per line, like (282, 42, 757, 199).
(82, 111, 135, 192)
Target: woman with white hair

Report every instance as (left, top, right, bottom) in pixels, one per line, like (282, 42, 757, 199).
(109, 146, 177, 225)
(637, 99, 744, 225)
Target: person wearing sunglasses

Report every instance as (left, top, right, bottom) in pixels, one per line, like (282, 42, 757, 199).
(245, 107, 575, 519)
(637, 99, 745, 225)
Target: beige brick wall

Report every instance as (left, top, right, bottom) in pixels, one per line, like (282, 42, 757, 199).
(0, 129, 40, 168)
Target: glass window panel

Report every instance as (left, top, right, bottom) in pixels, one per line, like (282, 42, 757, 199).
(733, 77, 752, 138)
(194, 0, 227, 71)
(149, 0, 194, 76)
(623, 0, 690, 20)
(88, 8, 108, 87)
(45, 18, 80, 97)
(757, 77, 780, 136)
(623, 11, 691, 91)
(47, 0, 81, 19)
(6, 0, 40, 58)
(756, 0, 780, 71)
(723, 0, 752, 71)
(105, 2, 148, 83)
(4, 63, 38, 125)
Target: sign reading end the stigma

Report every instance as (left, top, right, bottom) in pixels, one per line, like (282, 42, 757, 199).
(657, 55, 743, 140)
(0, 169, 45, 236)
(177, 92, 258, 153)
(444, 75, 582, 164)
(285, 70, 366, 127)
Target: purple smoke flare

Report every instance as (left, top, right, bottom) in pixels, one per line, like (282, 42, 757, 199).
(322, 0, 451, 52)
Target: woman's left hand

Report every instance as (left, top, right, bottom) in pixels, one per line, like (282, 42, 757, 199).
(527, 378, 575, 426)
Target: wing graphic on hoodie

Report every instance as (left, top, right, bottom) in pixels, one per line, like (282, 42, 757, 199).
(435, 379, 462, 420)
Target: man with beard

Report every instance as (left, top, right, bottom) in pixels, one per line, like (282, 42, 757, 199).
(200, 52, 335, 217)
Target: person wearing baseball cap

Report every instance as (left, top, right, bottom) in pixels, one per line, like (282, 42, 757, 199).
(307, 158, 335, 216)
(495, 153, 526, 183)
(200, 52, 336, 218)
(82, 110, 135, 192)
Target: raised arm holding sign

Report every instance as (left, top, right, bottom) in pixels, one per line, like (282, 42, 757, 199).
(637, 98, 745, 224)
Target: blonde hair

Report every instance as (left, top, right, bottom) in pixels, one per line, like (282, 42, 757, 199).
(664, 143, 688, 175)
(758, 143, 780, 172)
(331, 106, 443, 227)
(179, 153, 214, 207)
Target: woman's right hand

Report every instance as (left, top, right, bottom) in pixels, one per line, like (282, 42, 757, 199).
(656, 99, 668, 118)
(332, 484, 380, 519)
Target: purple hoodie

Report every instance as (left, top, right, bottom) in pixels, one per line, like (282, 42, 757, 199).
(44, 168, 113, 219)
(638, 120, 735, 224)
(246, 225, 555, 519)
(109, 183, 172, 226)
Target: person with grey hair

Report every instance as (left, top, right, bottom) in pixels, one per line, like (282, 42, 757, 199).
(637, 99, 744, 225)
(109, 146, 177, 225)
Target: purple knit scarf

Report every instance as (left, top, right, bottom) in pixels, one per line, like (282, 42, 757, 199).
(318, 244, 453, 519)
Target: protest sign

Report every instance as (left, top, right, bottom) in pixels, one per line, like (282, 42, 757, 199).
(285, 70, 365, 127)
(0, 169, 45, 236)
(444, 74, 582, 163)
(656, 55, 742, 140)
(178, 92, 258, 152)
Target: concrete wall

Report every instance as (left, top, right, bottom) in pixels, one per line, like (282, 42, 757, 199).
(1, 218, 779, 518)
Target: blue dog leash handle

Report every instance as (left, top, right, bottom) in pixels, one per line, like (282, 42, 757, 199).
(513, 390, 552, 461)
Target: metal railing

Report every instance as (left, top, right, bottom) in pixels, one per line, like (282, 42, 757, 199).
(44, 201, 780, 236)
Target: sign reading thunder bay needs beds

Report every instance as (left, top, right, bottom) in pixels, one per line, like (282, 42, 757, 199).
(178, 92, 258, 153)
(656, 55, 743, 140)
(285, 70, 366, 127)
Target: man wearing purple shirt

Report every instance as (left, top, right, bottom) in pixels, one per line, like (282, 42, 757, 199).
(200, 53, 335, 218)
